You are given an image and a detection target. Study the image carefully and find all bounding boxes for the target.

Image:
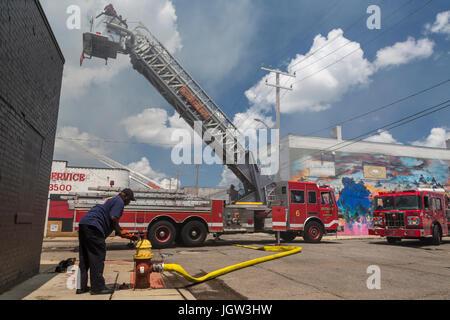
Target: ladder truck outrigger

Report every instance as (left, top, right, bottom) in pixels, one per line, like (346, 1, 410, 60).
(78, 4, 341, 247)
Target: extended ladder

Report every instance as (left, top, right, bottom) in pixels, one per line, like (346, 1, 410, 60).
(82, 8, 274, 203)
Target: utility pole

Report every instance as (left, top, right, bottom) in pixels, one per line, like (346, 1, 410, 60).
(195, 164, 199, 196)
(261, 66, 295, 182)
(175, 168, 183, 190)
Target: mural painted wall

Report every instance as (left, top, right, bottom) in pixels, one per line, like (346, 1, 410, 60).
(289, 149, 450, 235)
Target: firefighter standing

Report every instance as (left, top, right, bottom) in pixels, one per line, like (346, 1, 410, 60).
(77, 188, 138, 295)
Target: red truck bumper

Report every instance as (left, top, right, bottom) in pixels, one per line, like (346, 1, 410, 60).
(369, 228, 424, 237)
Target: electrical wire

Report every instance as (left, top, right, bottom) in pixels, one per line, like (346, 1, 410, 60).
(281, 0, 433, 99)
(275, 0, 405, 95)
(287, 0, 413, 73)
(303, 78, 450, 137)
(56, 136, 174, 147)
(269, 0, 346, 69)
(224, 0, 350, 124)
(293, 98, 450, 168)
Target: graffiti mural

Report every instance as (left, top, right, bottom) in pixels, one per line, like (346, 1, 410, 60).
(290, 149, 449, 235)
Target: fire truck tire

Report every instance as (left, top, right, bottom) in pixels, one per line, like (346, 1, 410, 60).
(280, 231, 297, 242)
(303, 221, 324, 243)
(148, 220, 176, 249)
(181, 220, 207, 247)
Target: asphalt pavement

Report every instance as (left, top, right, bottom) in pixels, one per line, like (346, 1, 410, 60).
(0, 233, 448, 300)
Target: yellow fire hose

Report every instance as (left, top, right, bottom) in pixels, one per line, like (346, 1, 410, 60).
(159, 245, 302, 283)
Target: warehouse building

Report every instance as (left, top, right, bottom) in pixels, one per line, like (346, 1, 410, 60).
(0, 1, 64, 293)
(280, 127, 450, 235)
(45, 160, 130, 237)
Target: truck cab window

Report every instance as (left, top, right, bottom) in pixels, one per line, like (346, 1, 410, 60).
(436, 198, 442, 211)
(308, 191, 317, 204)
(290, 190, 304, 204)
(424, 196, 430, 209)
(375, 196, 394, 210)
(321, 192, 332, 205)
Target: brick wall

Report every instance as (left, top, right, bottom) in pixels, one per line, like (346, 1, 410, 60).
(0, 0, 64, 293)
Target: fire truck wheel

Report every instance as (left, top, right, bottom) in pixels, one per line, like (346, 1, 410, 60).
(303, 221, 324, 243)
(280, 231, 297, 242)
(431, 224, 441, 246)
(148, 220, 176, 249)
(181, 220, 207, 247)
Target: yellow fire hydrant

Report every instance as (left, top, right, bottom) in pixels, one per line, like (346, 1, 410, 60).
(133, 239, 153, 289)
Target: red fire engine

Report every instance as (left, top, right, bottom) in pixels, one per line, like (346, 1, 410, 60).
(59, 5, 343, 248)
(369, 188, 450, 245)
(69, 182, 340, 248)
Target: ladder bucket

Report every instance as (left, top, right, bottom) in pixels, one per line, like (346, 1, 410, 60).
(82, 32, 120, 61)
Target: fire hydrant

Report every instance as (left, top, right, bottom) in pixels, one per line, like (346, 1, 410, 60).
(133, 239, 153, 289)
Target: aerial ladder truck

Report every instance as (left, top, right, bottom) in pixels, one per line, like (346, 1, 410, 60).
(78, 4, 341, 247)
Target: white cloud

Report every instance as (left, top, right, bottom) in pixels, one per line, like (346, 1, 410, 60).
(411, 127, 450, 148)
(218, 167, 240, 187)
(62, 55, 130, 100)
(425, 10, 450, 36)
(374, 37, 435, 69)
(121, 108, 191, 147)
(245, 30, 435, 115)
(84, 0, 182, 53)
(54, 126, 110, 160)
(245, 29, 374, 114)
(364, 130, 402, 144)
(127, 156, 179, 189)
(42, 0, 182, 100)
(127, 157, 166, 180)
(232, 106, 275, 131)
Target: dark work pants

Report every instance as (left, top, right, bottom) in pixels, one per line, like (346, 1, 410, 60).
(78, 224, 106, 290)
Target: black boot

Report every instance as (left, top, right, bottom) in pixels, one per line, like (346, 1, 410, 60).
(90, 287, 114, 295)
(76, 286, 90, 294)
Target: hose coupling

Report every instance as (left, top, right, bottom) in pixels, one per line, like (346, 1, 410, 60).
(152, 263, 164, 273)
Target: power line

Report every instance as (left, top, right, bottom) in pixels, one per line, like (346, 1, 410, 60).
(293, 98, 449, 167)
(55, 136, 174, 147)
(225, 0, 350, 125)
(269, 0, 346, 69)
(303, 78, 450, 137)
(287, 0, 411, 73)
(275, 0, 393, 93)
(330, 102, 449, 153)
(279, 0, 433, 102)
(283, 0, 433, 92)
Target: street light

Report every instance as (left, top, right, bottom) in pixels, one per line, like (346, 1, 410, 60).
(254, 118, 271, 129)
(254, 118, 281, 182)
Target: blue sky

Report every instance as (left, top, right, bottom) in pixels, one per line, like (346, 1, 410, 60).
(41, 0, 450, 189)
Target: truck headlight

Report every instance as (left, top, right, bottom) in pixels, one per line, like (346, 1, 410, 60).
(407, 216, 421, 226)
(373, 216, 383, 226)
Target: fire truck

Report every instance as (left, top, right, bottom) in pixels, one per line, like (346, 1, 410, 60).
(369, 187, 450, 245)
(72, 5, 341, 248)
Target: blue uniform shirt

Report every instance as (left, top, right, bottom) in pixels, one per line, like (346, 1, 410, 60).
(79, 196, 125, 238)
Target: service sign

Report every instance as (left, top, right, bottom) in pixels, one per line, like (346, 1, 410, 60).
(49, 161, 130, 194)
